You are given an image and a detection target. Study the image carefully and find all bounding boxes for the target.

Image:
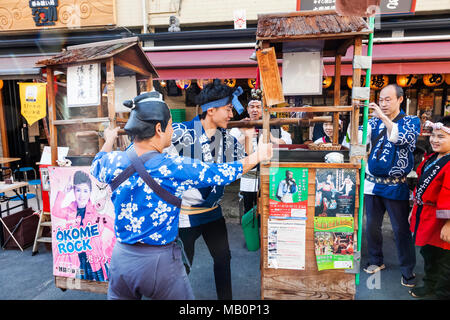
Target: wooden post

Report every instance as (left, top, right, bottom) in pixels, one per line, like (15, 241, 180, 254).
(47, 67, 57, 166)
(106, 58, 116, 128)
(146, 76, 153, 92)
(0, 86, 9, 158)
(333, 54, 342, 144)
(351, 37, 363, 148)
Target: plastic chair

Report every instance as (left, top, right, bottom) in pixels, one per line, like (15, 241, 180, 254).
(10, 167, 41, 211)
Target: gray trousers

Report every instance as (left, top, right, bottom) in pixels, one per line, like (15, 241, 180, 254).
(107, 241, 195, 300)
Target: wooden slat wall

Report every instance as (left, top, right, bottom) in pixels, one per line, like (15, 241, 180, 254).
(260, 162, 360, 300)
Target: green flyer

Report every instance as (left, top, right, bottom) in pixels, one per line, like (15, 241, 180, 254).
(269, 167, 308, 218)
(314, 217, 354, 271)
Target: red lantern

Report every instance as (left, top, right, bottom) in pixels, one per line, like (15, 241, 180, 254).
(176, 79, 191, 90)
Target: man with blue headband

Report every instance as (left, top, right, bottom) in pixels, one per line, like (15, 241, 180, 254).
(169, 79, 248, 300)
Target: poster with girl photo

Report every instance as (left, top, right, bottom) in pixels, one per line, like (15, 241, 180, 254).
(49, 167, 116, 282)
(269, 167, 308, 218)
(315, 168, 356, 217)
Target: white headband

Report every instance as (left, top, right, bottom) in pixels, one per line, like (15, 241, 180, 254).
(424, 120, 450, 135)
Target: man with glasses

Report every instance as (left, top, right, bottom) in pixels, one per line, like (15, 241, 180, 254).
(346, 84, 420, 288)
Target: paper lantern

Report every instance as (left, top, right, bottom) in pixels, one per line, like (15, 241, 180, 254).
(248, 78, 256, 89)
(370, 75, 389, 90)
(223, 78, 236, 88)
(347, 76, 366, 89)
(197, 79, 212, 89)
(423, 74, 444, 87)
(159, 80, 167, 88)
(444, 74, 450, 85)
(396, 74, 418, 88)
(322, 76, 333, 89)
(176, 79, 191, 90)
(0, 80, 3, 90)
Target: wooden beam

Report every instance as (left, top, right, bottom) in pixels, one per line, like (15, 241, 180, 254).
(114, 56, 152, 77)
(47, 67, 57, 166)
(0, 87, 9, 158)
(332, 54, 342, 144)
(106, 58, 116, 128)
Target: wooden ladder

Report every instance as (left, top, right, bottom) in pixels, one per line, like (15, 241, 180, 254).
(32, 210, 52, 255)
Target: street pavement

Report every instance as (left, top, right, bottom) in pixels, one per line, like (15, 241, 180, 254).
(0, 186, 425, 300)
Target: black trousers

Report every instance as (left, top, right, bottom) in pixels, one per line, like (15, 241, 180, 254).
(420, 244, 450, 299)
(178, 217, 232, 300)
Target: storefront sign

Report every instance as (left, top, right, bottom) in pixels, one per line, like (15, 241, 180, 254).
(0, 0, 115, 32)
(19, 82, 47, 126)
(67, 63, 101, 107)
(298, 0, 416, 14)
(29, 0, 59, 26)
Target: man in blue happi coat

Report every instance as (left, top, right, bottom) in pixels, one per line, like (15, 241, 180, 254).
(346, 84, 420, 287)
(169, 79, 253, 300)
(90, 90, 273, 300)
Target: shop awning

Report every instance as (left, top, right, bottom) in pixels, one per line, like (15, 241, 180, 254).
(146, 41, 450, 79)
(0, 54, 53, 79)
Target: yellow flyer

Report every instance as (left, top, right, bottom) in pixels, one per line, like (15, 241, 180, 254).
(19, 82, 47, 126)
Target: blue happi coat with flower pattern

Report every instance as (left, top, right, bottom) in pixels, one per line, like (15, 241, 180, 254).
(90, 148, 243, 245)
(170, 115, 246, 228)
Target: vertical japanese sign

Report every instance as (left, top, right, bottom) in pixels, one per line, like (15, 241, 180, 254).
(67, 63, 101, 107)
(49, 166, 116, 282)
(314, 217, 354, 271)
(19, 82, 47, 126)
(269, 167, 308, 218)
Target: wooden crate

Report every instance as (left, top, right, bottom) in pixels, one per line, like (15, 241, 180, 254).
(260, 162, 360, 300)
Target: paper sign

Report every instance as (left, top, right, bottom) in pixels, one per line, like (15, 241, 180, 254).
(233, 9, 246, 29)
(268, 219, 306, 270)
(39, 146, 69, 165)
(67, 63, 101, 107)
(19, 82, 47, 125)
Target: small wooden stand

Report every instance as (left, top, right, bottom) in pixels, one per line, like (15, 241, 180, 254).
(36, 37, 158, 294)
(256, 10, 372, 300)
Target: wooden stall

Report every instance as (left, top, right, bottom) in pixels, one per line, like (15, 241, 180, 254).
(36, 37, 158, 293)
(256, 11, 372, 300)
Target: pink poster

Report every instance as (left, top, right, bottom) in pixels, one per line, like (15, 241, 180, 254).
(49, 166, 116, 282)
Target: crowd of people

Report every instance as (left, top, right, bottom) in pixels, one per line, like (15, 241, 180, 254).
(87, 80, 449, 300)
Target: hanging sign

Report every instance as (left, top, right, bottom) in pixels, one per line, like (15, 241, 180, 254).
(396, 74, 418, 88)
(67, 63, 101, 107)
(423, 74, 444, 87)
(19, 82, 47, 126)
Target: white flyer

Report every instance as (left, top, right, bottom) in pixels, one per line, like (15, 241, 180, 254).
(267, 219, 306, 270)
